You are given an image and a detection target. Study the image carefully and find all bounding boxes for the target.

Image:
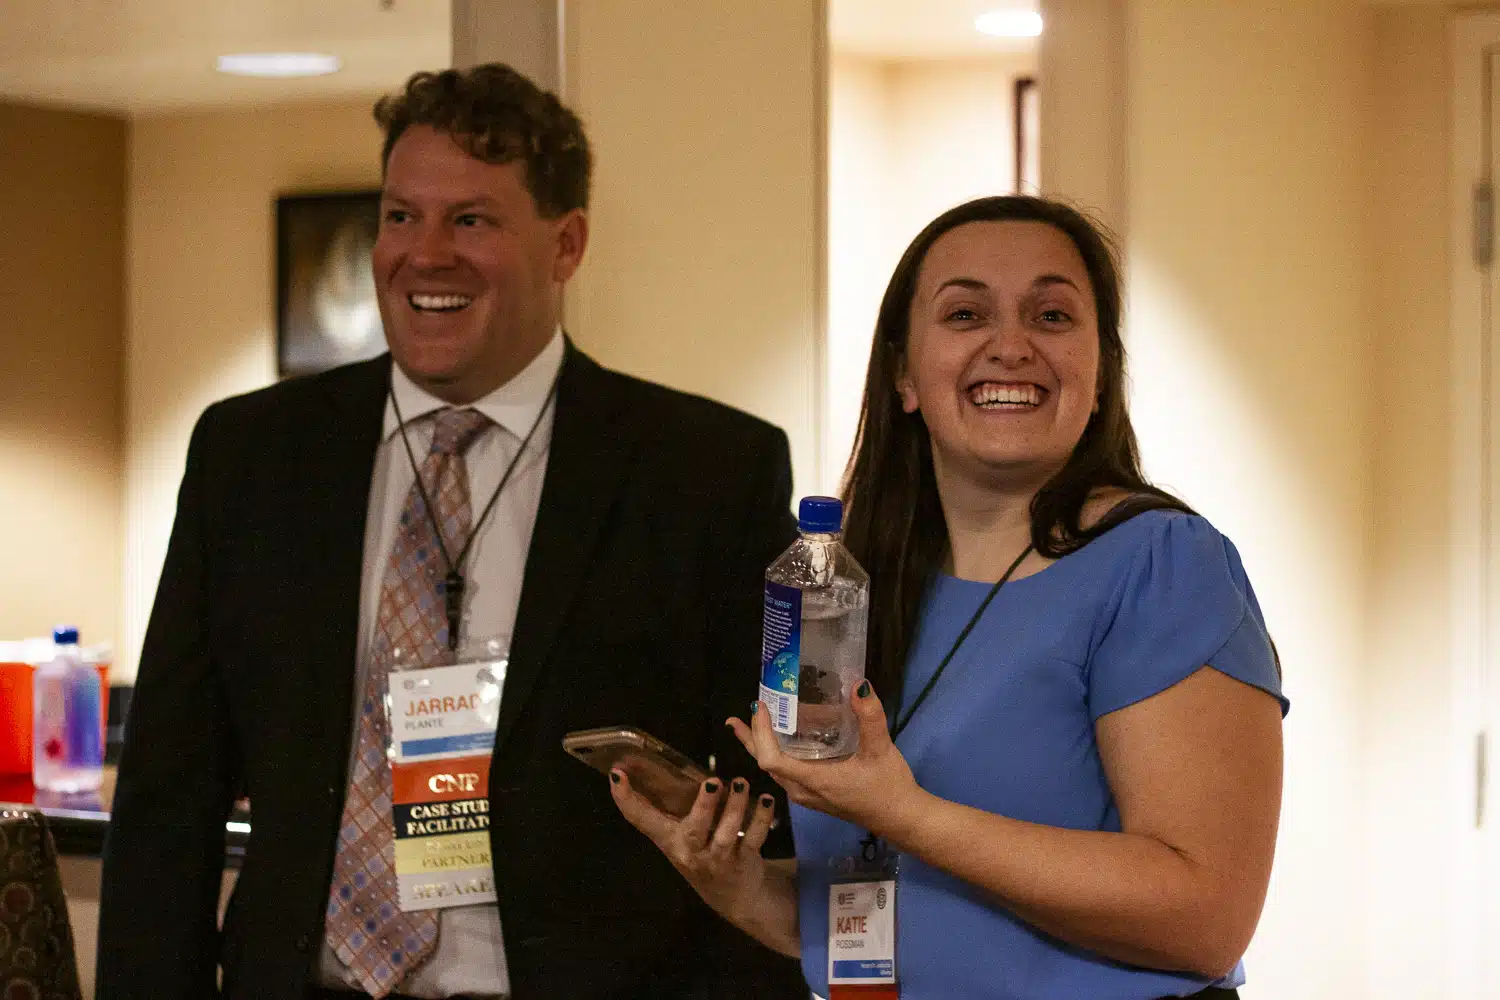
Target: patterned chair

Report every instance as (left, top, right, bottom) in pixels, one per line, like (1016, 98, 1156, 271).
(0, 810, 82, 1000)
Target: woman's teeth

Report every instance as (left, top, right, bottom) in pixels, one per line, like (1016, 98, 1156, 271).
(970, 383, 1042, 408)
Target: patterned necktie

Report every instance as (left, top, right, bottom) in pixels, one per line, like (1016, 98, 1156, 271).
(324, 406, 492, 998)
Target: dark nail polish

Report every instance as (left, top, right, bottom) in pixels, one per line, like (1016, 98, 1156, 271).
(760, 794, 774, 808)
(750, 701, 760, 716)
(609, 771, 621, 785)
(857, 680, 871, 698)
(732, 778, 747, 794)
(704, 780, 720, 794)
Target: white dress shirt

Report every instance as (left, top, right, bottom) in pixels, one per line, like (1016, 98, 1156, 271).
(317, 330, 564, 998)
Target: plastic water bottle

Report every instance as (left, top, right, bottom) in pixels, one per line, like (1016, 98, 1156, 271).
(759, 496, 870, 760)
(33, 626, 103, 794)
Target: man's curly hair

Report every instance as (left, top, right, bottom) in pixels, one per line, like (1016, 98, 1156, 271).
(374, 64, 592, 217)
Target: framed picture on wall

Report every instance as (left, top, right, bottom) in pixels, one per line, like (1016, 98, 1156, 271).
(276, 191, 387, 378)
(1014, 77, 1039, 195)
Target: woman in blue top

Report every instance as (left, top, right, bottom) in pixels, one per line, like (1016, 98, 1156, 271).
(610, 195, 1287, 999)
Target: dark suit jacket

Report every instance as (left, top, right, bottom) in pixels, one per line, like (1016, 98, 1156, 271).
(97, 345, 807, 1000)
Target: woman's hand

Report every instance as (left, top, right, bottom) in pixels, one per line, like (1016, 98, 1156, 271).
(608, 766, 800, 956)
(729, 681, 927, 842)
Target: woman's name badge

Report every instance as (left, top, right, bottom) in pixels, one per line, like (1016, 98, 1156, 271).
(828, 845, 899, 999)
(386, 656, 504, 913)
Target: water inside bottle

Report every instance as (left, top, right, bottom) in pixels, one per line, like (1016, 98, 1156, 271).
(33, 667, 103, 794)
(778, 580, 868, 760)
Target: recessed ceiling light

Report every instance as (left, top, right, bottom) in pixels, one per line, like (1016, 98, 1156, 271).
(216, 53, 342, 78)
(975, 10, 1044, 38)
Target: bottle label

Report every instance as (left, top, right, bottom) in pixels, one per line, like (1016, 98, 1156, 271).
(760, 580, 803, 735)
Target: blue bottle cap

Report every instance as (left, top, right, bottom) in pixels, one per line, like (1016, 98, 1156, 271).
(798, 496, 844, 534)
(52, 626, 79, 645)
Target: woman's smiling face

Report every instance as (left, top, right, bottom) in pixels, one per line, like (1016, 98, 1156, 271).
(897, 220, 1101, 491)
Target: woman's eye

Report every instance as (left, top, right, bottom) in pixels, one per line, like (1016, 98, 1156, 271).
(945, 307, 980, 323)
(1037, 309, 1072, 325)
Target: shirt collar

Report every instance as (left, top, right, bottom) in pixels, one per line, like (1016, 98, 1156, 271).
(383, 328, 565, 442)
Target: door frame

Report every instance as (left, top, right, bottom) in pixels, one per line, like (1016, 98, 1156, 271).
(1450, 13, 1500, 996)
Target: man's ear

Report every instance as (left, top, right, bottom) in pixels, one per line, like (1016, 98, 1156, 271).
(552, 209, 589, 283)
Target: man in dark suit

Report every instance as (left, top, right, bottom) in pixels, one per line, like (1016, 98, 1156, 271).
(97, 63, 806, 1000)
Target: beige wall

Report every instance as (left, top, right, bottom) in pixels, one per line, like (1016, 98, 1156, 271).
(1038, 0, 1126, 232)
(1124, 4, 1374, 996)
(828, 54, 895, 491)
(1364, 10, 1453, 996)
(1043, 0, 1381, 995)
(562, 0, 825, 497)
(451, 0, 556, 88)
(121, 100, 382, 682)
(826, 51, 1037, 489)
(885, 55, 1036, 250)
(0, 103, 125, 656)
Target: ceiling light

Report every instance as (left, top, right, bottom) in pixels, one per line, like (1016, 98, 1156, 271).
(975, 10, 1044, 38)
(216, 53, 342, 78)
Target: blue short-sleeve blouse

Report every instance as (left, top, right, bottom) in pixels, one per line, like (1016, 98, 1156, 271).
(791, 511, 1287, 1000)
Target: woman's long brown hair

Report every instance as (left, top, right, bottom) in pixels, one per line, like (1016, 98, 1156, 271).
(840, 196, 1194, 708)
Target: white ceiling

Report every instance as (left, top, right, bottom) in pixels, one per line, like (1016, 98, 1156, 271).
(830, 0, 1041, 59)
(0, 0, 1031, 116)
(0, 0, 450, 116)
(826, 0, 1458, 61)
(0, 0, 1463, 117)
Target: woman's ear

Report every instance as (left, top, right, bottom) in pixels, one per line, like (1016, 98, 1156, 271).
(894, 357, 919, 414)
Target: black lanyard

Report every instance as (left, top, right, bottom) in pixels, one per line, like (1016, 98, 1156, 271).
(388, 377, 559, 651)
(889, 542, 1034, 742)
(859, 542, 1033, 863)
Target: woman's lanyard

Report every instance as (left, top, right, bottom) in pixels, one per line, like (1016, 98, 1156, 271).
(388, 377, 560, 651)
(859, 542, 1035, 862)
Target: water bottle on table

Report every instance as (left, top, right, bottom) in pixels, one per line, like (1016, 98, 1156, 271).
(33, 626, 103, 794)
(759, 496, 870, 760)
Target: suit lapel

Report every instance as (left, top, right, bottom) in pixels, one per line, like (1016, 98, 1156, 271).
(496, 343, 635, 755)
(303, 356, 390, 759)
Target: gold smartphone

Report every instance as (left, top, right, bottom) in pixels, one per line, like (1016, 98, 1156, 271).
(562, 726, 710, 818)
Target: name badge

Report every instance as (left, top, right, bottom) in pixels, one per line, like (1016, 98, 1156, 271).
(828, 842, 899, 999)
(387, 657, 504, 912)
